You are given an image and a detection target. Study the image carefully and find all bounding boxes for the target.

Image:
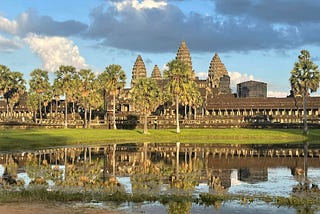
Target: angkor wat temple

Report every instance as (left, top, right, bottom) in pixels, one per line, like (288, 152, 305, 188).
(1, 41, 320, 128)
(114, 41, 320, 128)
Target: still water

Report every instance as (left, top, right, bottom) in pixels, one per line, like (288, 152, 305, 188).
(1, 142, 320, 213)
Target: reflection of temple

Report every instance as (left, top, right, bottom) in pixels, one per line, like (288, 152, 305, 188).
(1, 143, 320, 193)
(238, 168, 268, 184)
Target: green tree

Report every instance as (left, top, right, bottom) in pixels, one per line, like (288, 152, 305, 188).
(69, 73, 80, 121)
(78, 69, 98, 128)
(290, 50, 320, 134)
(98, 64, 126, 129)
(164, 60, 194, 133)
(42, 87, 53, 118)
(29, 69, 50, 124)
(188, 82, 202, 119)
(0, 65, 10, 92)
(52, 82, 61, 118)
(181, 81, 201, 119)
(88, 84, 103, 127)
(3, 71, 26, 115)
(131, 78, 162, 134)
(54, 65, 77, 128)
(26, 91, 39, 122)
(0, 65, 11, 115)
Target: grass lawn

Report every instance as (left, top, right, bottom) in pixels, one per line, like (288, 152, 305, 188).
(0, 128, 316, 151)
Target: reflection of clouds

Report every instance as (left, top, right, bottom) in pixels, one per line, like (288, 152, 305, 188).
(230, 169, 243, 186)
(17, 172, 31, 186)
(194, 183, 209, 194)
(117, 176, 132, 194)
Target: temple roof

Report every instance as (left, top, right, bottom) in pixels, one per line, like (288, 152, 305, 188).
(206, 96, 320, 109)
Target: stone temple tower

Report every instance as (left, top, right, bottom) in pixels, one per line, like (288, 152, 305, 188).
(207, 53, 231, 94)
(131, 55, 147, 87)
(151, 65, 162, 80)
(175, 41, 195, 79)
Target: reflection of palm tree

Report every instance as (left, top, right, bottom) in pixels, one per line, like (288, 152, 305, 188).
(167, 201, 192, 214)
(303, 141, 309, 182)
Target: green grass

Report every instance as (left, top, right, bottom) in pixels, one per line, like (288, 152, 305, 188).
(0, 128, 315, 151)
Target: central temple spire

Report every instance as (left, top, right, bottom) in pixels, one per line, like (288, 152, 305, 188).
(175, 41, 194, 78)
(131, 55, 147, 87)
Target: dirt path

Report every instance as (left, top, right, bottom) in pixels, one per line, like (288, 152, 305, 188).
(0, 202, 125, 214)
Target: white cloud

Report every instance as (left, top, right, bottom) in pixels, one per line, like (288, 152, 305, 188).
(0, 16, 17, 34)
(197, 71, 207, 79)
(0, 35, 22, 52)
(229, 72, 289, 97)
(267, 91, 288, 98)
(228, 71, 255, 93)
(229, 71, 254, 85)
(24, 34, 87, 72)
(114, 0, 167, 11)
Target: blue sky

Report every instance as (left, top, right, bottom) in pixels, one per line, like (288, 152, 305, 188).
(1, 0, 320, 97)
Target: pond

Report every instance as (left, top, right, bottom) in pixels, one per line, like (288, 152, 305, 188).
(1, 142, 320, 213)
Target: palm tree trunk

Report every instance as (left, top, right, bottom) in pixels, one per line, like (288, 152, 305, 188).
(84, 107, 87, 128)
(89, 107, 92, 128)
(6, 99, 9, 117)
(103, 90, 107, 110)
(113, 94, 117, 129)
(72, 101, 75, 121)
(175, 95, 180, 134)
(44, 104, 47, 117)
(50, 101, 53, 118)
(64, 93, 68, 128)
(55, 100, 58, 118)
(143, 113, 148, 134)
(303, 93, 308, 134)
(39, 97, 42, 124)
(33, 110, 37, 123)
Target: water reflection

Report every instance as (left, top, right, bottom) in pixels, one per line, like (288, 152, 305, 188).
(1, 142, 320, 213)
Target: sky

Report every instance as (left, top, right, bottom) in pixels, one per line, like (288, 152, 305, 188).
(1, 0, 320, 97)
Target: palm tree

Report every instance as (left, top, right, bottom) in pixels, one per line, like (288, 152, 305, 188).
(26, 91, 39, 122)
(88, 83, 103, 128)
(187, 82, 202, 119)
(0, 65, 11, 116)
(69, 74, 80, 122)
(290, 50, 320, 134)
(54, 65, 77, 128)
(164, 60, 194, 133)
(78, 69, 97, 128)
(98, 64, 126, 130)
(131, 78, 162, 134)
(0, 65, 10, 91)
(42, 87, 53, 118)
(3, 71, 26, 116)
(29, 69, 50, 124)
